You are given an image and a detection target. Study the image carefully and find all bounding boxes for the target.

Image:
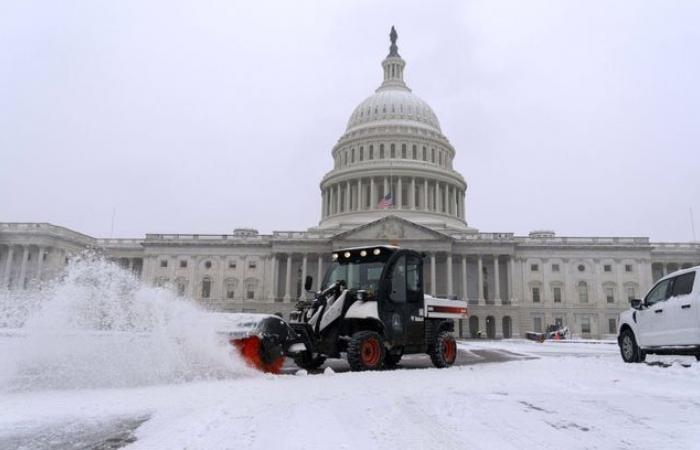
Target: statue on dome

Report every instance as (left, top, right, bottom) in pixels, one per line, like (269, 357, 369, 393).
(388, 26, 400, 57)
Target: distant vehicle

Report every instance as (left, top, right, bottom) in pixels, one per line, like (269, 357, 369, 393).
(617, 266, 700, 363)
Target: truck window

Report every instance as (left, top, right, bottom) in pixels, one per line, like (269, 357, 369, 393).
(645, 279, 671, 306)
(389, 256, 407, 303)
(670, 272, 695, 297)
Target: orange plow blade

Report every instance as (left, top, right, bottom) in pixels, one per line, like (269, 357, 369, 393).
(231, 336, 285, 374)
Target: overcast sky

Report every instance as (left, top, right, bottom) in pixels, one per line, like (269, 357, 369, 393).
(1, 0, 699, 242)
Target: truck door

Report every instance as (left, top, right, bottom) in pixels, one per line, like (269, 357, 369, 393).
(380, 254, 423, 348)
(666, 271, 698, 345)
(637, 278, 672, 347)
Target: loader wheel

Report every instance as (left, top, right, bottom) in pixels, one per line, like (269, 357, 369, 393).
(347, 331, 385, 371)
(430, 331, 457, 368)
(293, 352, 326, 370)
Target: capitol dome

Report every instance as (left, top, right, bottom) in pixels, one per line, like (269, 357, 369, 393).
(316, 27, 473, 233)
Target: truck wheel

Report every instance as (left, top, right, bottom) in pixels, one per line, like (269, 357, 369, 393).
(293, 352, 326, 370)
(619, 329, 645, 363)
(430, 331, 457, 368)
(347, 331, 385, 371)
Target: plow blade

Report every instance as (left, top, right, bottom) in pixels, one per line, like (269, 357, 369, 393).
(211, 313, 302, 374)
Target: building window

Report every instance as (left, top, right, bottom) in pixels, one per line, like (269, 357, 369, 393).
(554, 317, 564, 328)
(401, 143, 406, 158)
(553, 287, 562, 303)
(228, 261, 236, 269)
(530, 264, 539, 272)
(578, 281, 589, 303)
(608, 318, 617, 334)
(533, 317, 543, 333)
(532, 287, 541, 303)
(160, 260, 168, 268)
(179, 260, 187, 268)
(581, 317, 591, 334)
(625, 264, 633, 273)
(552, 264, 560, 272)
(412, 145, 417, 159)
(577, 264, 585, 272)
(369, 145, 374, 159)
(605, 287, 615, 303)
(204, 260, 212, 269)
(248, 261, 257, 269)
(359, 146, 364, 161)
(201, 277, 211, 298)
(226, 283, 236, 299)
(380, 144, 385, 159)
(422, 146, 427, 161)
(604, 264, 612, 272)
(43, 252, 48, 261)
(627, 287, 636, 300)
(431, 148, 436, 162)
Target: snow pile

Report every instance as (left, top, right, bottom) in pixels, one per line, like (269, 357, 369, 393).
(0, 254, 252, 391)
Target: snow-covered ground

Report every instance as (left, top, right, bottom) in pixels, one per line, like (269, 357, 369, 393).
(2, 339, 700, 450)
(2, 259, 700, 450)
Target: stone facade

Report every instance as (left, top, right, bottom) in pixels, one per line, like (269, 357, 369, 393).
(1, 30, 699, 339)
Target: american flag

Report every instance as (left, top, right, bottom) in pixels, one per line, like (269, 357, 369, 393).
(377, 192, 393, 209)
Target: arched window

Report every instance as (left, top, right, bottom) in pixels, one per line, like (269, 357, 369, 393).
(380, 144, 385, 159)
(204, 260, 212, 270)
(245, 278, 258, 300)
(351, 148, 355, 163)
(369, 145, 374, 160)
(359, 146, 364, 161)
(578, 281, 588, 303)
(401, 144, 407, 158)
(422, 146, 427, 161)
(202, 276, 211, 298)
(175, 278, 187, 297)
(225, 278, 238, 299)
(390, 143, 395, 158)
(412, 145, 417, 159)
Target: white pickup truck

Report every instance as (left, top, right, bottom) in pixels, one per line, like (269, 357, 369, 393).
(618, 266, 699, 362)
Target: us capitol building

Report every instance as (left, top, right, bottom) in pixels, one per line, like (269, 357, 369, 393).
(2, 29, 698, 339)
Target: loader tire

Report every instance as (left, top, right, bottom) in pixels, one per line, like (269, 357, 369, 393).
(347, 331, 385, 371)
(293, 352, 326, 370)
(430, 331, 457, 368)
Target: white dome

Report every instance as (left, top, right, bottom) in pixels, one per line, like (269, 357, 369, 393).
(345, 89, 442, 133)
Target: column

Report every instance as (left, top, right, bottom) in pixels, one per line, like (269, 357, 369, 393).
(300, 254, 308, 297)
(448, 186, 453, 215)
(370, 178, 376, 209)
(321, 190, 327, 217)
(433, 182, 439, 212)
(446, 253, 453, 298)
(508, 256, 514, 303)
(410, 177, 416, 209)
(283, 254, 293, 301)
(345, 181, 351, 212)
(357, 179, 362, 210)
(423, 179, 428, 211)
(430, 253, 437, 297)
(477, 255, 484, 303)
(36, 246, 44, 283)
(494, 255, 501, 303)
(18, 246, 29, 289)
(383, 177, 389, 199)
(271, 254, 278, 299)
(189, 255, 197, 297)
(3, 246, 14, 288)
(461, 255, 468, 302)
(397, 177, 402, 209)
(317, 255, 323, 290)
(335, 184, 340, 213)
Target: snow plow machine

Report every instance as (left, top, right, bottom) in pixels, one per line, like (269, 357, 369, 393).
(226, 245, 468, 373)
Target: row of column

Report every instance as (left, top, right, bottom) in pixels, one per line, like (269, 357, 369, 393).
(426, 253, 514, 305)
(322, 177, 465, 219)
(1, 245, 63, 289)
(270, 253, 326, 302)
(654, 261, 700, 280)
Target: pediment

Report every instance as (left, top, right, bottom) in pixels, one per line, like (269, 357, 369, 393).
(333, 216, 451, 243)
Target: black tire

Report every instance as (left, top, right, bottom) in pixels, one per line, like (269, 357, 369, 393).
(619, 329, 645, 363)
(347, 331, 385, 371)
(384, 352, 402, 369)
(293, 352, 326, 370)
(430, 331, 457, 368)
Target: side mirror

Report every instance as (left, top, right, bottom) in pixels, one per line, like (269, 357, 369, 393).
(630, 298, 643, 310)
(304, 275, 313, 292)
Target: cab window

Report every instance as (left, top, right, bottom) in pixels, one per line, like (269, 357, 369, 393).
(645, 279, 671, 306)
(670, 272, 696, 297)
(389, 256, 407, 303)
(406, 255, 422, 303)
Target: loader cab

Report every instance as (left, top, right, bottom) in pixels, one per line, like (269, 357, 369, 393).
(324, 246, 425, 349)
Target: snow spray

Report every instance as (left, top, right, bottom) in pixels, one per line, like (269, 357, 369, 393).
(0, 253, 252, 391)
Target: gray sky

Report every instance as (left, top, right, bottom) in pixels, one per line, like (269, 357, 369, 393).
(1, 0, 699, 242)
